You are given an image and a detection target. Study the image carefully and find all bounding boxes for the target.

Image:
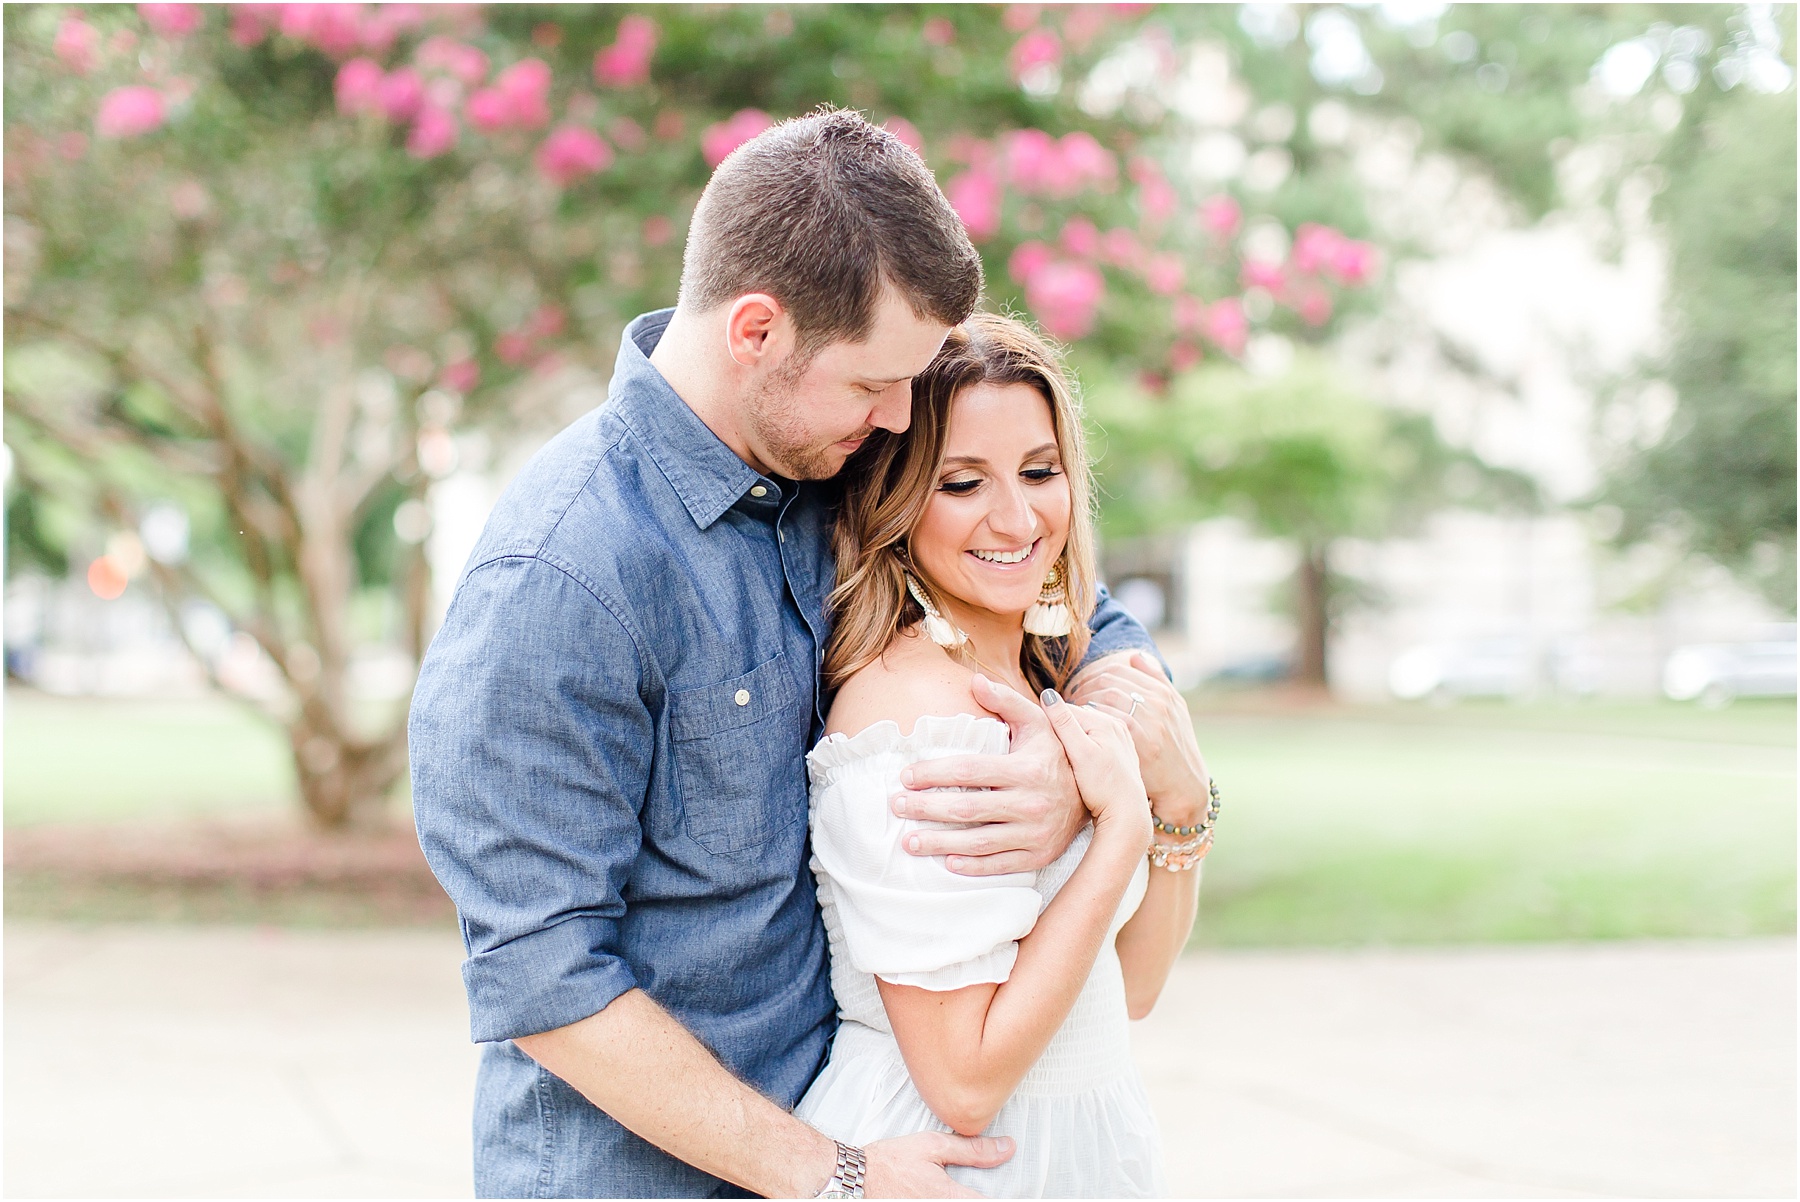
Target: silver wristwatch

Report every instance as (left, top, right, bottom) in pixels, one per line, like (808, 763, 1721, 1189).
(816, 1140, 867, 1198)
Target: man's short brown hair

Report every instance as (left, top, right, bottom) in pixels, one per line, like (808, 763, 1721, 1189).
(679, 107, 984, 352)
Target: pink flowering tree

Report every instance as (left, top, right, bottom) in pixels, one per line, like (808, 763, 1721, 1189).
(6, 3, 1397, 820)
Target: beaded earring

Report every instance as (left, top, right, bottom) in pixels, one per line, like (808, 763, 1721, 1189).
(1022, 560, 1074, 637)
(903, 572, 967, 650)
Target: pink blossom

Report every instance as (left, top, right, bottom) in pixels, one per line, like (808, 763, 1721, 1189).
(1002, 128, 1059, 192)
(1169, 341, 1202, 373)
(229, 6, 271, 47)
(527, 304, 567, 338)
(59, 131, 90, 161)
(701, 108, 774, 168)
(1138, 176, 1177, 225)
(1200, 298, 1248, 357)
(1063, 5, 1111, 51)
(1294, 288, 1333, 326)
(358, 5, 425, 56)
(335, 59, 384, 115)
(377, 68, 425, 122)
(610, 116, 647, 151)
(1101, 227, 1142, 268)
(406, 104, 457, 159)
(279, 4, 361, 58)
(1003, 5, 1042, 33)
(1058, 132, 1116, 189)
(1008, 240, 1054, 284)
(1010, 28, 1061, 80)
(464, 89, 510, 132)
(883, 117, 924, 154)
(945, 168, 1002, 242)
(55, 16, 99, 73)
(417, 37, 490, 87)
(1290, 223, 1344, 275)
(139, 4, 202, 37)
(1145, 254, 1184, 296)
(1059, 217, 1100, 259)
(493, 59, 553, 129)
(438, 358, 480, 394)
(1239, 260, 1285, 292)
(95, 86, 166, 139)
(1128, 155, 1162, 185)
(593, 14, 658, 88)
(1199, 194, 1241, 239)
(642, 214, 675, 247)
(922, 17, 955, 46)
(495, 331, 533, 366)
(1331, 239, 1378, 285)
(1024, 260, 1105, 341)
(536, 125, 613, 186)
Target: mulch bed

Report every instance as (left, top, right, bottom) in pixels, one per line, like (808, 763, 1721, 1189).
(5, 814, 457, 927)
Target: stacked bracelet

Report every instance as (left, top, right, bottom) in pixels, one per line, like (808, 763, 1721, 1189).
(1147, 778, 1221, 872)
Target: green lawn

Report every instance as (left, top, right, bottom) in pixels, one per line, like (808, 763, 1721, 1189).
(5, 687, 1793, 944)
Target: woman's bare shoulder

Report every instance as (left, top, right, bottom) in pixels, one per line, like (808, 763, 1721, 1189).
(826, 630, 986, 739)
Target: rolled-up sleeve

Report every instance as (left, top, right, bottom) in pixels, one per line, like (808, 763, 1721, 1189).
(410, 554, 654, 1044)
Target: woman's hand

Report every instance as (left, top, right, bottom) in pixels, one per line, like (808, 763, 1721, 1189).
(1039, 688, 1150, 839)
(1069, 651, 1211, 826)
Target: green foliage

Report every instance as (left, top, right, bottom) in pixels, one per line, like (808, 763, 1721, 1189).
(1611, 87, 1797, 609)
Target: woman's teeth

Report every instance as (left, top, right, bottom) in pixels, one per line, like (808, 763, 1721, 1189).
(970, 544, 1034, 564)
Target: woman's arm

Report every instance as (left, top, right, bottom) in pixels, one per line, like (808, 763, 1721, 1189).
(877, 695, 1150, 1137)
(1070, 651, 1210, 1017)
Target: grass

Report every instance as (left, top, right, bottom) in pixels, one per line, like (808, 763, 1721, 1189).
(5, 687, 1793, 943)
(1189, 698, 1796, 946)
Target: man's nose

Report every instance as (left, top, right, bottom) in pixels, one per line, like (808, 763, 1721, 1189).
(870, 379, 912, 435)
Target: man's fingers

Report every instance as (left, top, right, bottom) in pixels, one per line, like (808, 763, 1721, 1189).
(945, 848, 1038, 876)
(969, 672, 1047, 731)
(901, 752, 1026, 792)
(932, 1132, 1016, 1169)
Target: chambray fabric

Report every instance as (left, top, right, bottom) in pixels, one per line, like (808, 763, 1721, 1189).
(409, 308, 1157, 1199)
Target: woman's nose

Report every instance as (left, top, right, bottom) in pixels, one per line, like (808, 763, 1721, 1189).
(985, 481, 1036, 540)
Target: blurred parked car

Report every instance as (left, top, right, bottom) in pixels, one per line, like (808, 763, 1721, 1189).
(1662, 629, 1797, 706)
(1388, 637, 1532, 702)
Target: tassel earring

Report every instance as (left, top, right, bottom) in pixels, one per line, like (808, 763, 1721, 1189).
(1023, 561, 1074, 637)
(904, 572, 967, 650)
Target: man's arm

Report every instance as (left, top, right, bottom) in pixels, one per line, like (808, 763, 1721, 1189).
(411, 556, 1007, 1196)
(891, 584, 1164, 876)
(517, 990, 1012, 1198)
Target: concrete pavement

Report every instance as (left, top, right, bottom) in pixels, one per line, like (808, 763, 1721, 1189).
(5, 924, 1792, 1198)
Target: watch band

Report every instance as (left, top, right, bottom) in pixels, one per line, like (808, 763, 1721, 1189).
(815, 1140, 867, 1198)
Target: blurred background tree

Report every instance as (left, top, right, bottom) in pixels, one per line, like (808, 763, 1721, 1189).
(4, 2, 1792, 823)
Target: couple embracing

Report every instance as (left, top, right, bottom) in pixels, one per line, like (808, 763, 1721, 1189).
(411, 108, 1217, 1200)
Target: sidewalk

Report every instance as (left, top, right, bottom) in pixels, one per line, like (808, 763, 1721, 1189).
(5, 924, 1792, 1198)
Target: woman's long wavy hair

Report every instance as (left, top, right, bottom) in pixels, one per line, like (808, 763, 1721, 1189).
(823, 311, 1096, 694)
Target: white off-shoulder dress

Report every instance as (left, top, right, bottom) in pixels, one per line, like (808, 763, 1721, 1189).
(794, 714, 1165, 1198)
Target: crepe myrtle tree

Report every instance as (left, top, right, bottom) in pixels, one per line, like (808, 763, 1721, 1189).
(4, 2, 1384, 825)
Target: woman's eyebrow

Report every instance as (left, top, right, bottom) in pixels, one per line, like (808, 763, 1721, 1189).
(941, 443, 1060, 469)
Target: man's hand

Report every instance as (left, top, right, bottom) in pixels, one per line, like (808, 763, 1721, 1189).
(1069, 649, 1210, 824)
(862, 1132, 1015, 1197)
(890, 674, 1085, 877)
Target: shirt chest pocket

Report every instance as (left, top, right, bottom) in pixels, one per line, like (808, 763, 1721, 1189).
(667, 653, 805, 856)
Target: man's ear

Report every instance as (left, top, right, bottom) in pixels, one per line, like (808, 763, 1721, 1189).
(723, 293, 791, 369)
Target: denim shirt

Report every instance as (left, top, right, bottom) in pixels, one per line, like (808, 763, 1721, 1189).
(410, 309, 1157, 1199)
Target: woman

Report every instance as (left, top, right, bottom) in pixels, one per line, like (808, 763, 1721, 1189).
(795, 313, 1217, 1197)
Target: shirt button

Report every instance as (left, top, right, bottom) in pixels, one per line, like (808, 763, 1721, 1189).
(734, 689, 750, 706)
(750, 485, 768, 498)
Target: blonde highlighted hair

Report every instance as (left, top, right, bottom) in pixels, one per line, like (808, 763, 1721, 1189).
(823, 312, 1096, 693)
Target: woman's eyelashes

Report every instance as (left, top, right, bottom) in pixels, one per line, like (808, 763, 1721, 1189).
(936, 464, 1063, 496)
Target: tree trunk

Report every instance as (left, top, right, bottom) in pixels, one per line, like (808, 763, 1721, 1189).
(290, 724, 408, 829)
(1294, 540, 1330, 689)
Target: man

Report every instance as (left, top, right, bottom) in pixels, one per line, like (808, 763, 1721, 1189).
(410, 108, 1160, 1198)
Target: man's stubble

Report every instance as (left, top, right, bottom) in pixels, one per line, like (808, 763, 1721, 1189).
(741, 352, 871, 481)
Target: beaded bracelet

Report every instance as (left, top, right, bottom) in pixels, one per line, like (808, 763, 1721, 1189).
(1152, 778, 1221, 838)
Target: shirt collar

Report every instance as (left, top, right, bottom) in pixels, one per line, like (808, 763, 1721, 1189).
(609, 309, 778, 530)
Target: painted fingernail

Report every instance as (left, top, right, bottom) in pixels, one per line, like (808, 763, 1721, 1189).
(1040, 688, 1062, 706)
